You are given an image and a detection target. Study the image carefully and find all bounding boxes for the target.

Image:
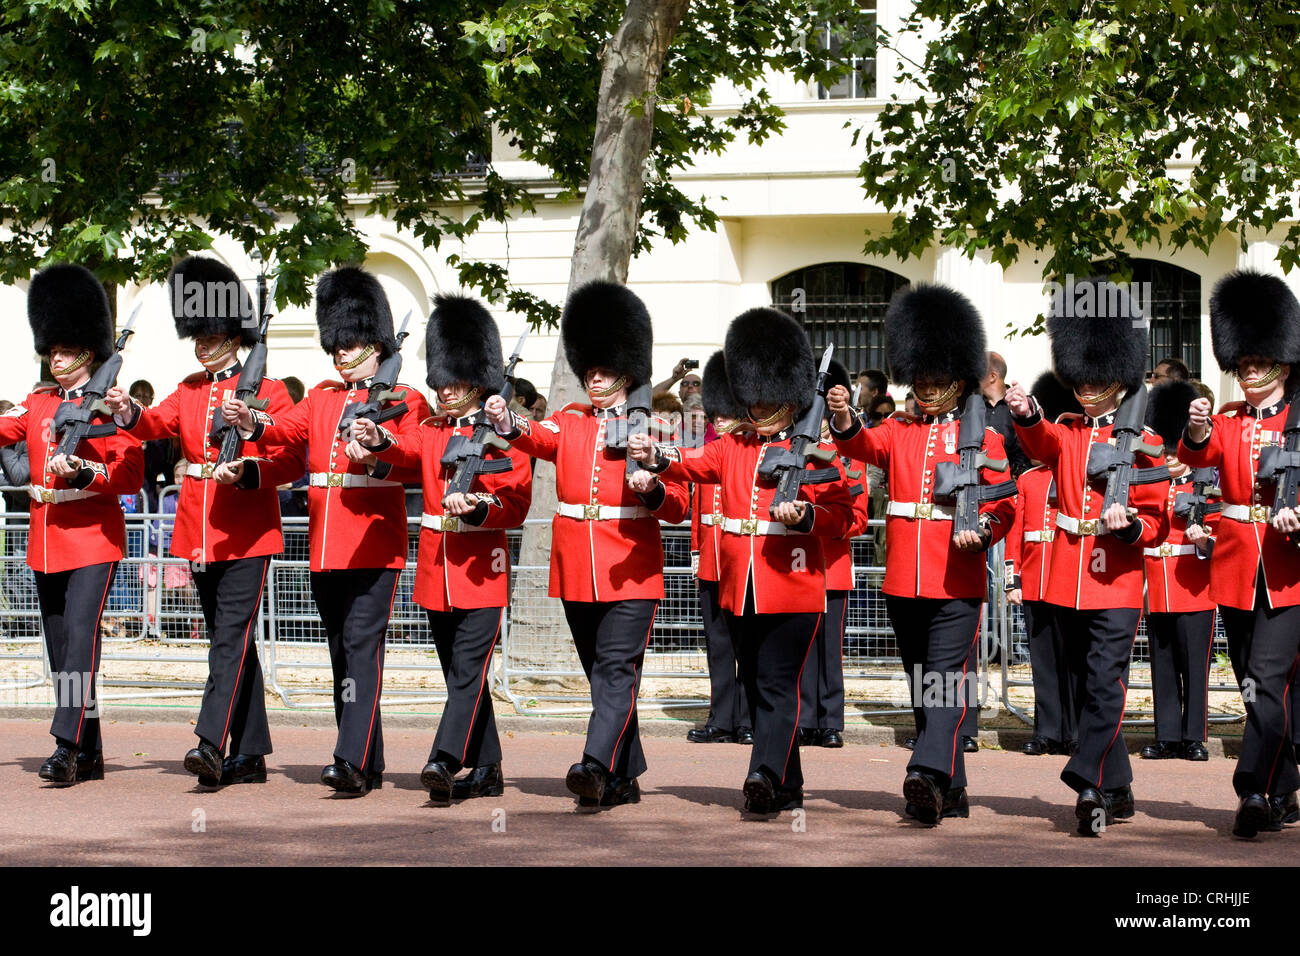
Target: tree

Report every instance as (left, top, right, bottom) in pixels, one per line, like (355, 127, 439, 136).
(857, 0, 1300, 332)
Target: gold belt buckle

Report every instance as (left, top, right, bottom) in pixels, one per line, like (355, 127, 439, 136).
(38, 487, 56, 504)
(1158, 543, 1173, 557)
(201, 463, 214, 479)
(914, 503, 933, 519)
(583, 504, 601, 520)
(1251, 504, 1270, 522)
(711, 513, 725, 526)
(740, 517, 759, 535)
(1078, 518, 1099, 536)
(1041, 530, 1055, 542)
(328, 473, 345, 488)
(441, 516, 459, 533)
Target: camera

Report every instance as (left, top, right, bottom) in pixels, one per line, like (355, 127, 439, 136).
(683, 359, 699, 370)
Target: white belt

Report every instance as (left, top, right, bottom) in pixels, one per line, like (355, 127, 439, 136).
(27, 485, 99, 505)
(184, 462, 221, 480)
(309, 472, 400, 489)
(699, 513, 726, 527)
(556, 502, 650, 521)
(1144, 543, 1199, 557)
(1221, 503, 1271, 524)
(886, 501, 954, 521)
(721, 517, 787, 536)
(1055, 513, 1105, 536)
(421, 513, 491, 533)
(1023, 529, 1055, 543)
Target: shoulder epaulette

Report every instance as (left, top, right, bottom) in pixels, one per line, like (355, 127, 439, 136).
(1057, 412, 1084, 425)
(182, 370, 207, 385)
(315, 379, 346, 391)
(32, 384, 59, 395)
(562, 401, 589, 416)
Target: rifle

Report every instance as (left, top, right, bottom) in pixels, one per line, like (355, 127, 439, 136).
(1257, 397, 1300, 541)
(209, 273, 274, 467)
(440, 328, 528, 499)
(933, 391, 1018, 537)
(757, 344, 841, 514)
(336, 309, 413, 437)
(51, 301, 142, 459)
(1172, 466, 1221, 556)
(602, 379, 654, 477)
(1085, 386, 1170, 528)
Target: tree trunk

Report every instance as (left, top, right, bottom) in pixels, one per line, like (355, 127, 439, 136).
(510, 0, 691, 677)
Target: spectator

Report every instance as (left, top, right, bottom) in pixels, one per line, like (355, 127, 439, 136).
(654, 358, 703, 403)
(145, 460, 196, 638)
(1192, 380, 1215, 408)
(1147, 357, 1190, 386)
(679, 394, 707, 448)
(530, 394, 548, 420)
(855, 368, 889, 412)
(275, 378, 310, 517)
(652, 390, 684, 444)
(981, 350, 1030, 476)
(868, 394, 895, 427)
(904, 390, 920, 417)
(282, 376, 307, 404)
(130, 379, 178, 513)
(0, 400, 30, 513)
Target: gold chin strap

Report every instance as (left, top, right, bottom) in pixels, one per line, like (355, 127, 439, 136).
(588, 375, 628, 399)
(749, 403, 792, 428)
(336, 344, 377, 372)
(1074, 381, 1121, 408)
(440, 386, 481, 414)
(914, 380, 962, 412)
(57, 349, 93, 377)
(1237, 364, 1284, 390)
(199, 336, 236, 366)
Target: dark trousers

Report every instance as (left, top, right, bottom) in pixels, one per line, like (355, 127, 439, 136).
(36, 562, 116, 752)
(1220, 571, 1300, 797)
(1025, 600, 1077, 745)
(1146, 610, 1214, 744)
(311, 568, 398, 774)
(799, 589, 847, 731)
(1055, 606, 1140, 793)
(699, 580, 748, 732)
(427, 605, 504, 769)
(193, 557, 272, 756)
(726, 590, 821, 789)
(562, 599, 658, 779)
(886, 595, 982, 791)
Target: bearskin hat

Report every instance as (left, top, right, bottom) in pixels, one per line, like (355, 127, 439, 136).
(1209, 270, 1300, 371)
(884, 284, 986, 389)
(1145, 380, 1200, 447)
(724, 308, 815, 410)
(166, 255, 258, 346)
(700, 350, 746, 422)
(1031, 370, 1082, 424)
(561, 280, 653, 388)
(826, 359, 852, 394)
(1047, 275, 1148, 394)
(27, 263, 114, 361)
(425, 294, 505, 395)
(314, 267, 397, 359)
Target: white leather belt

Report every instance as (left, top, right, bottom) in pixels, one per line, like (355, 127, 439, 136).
(309, 472, 400, 489)
(556, 502, 650, 521)
(721, 517, 787, 536)
(886, 501, 954, 521)
(1023, 529, 1055, 543)
(1221, 503, 1271, 524)
(1144, 543, 1199, 557)
(421, 513, 491, 533)
(184, 462, 221, 480)
(1055, 513, 1105, 536)
(699, 513, 726, 527)
(27, 485, 99, 504)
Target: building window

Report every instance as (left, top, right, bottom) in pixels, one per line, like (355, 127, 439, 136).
(770, 262, 909, 377)
(1090, 259, 1202, 376)
(815, 6, 878, 100)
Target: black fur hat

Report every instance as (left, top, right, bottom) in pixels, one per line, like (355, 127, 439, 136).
(1146, 380, 1200, 447)
(27, 263, 114, 361)
(425, 294, 505, 395)
(167, 255, 257, 346)
(315, 267, 397, 359)
(826, 359, 852, 394)
(724, 308, 815, 410)
(1031, 371, 1083, 423)
(561, 280, 653, 388)
(1048, 275, 1148, 394)
(701, 350, 746, 421)
(1209, 270, 1300, 370)
(885, 284, 986, 388)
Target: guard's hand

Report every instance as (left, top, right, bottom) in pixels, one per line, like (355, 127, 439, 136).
(350, 418, 381, 448)
(344, 440, 376, 465)
(1184, 523, 1210, 544)
(442, 492, 479, 516)
(1102, 501, 1133, 532)
(46, 453, 81, 478)
(1007, 588, 1023, 606)
(771, 500, 807, 527)
(222, 398, 253, 432)
(1005, 381, 1032, 417)
(626, 469, 659, 494)
(1272, 506, 1300, 534)
(952, 528, 985, 551)
(827, 384, 854, 432)
(213, 461, 244, 485)
(104, 386, 132, 415)
(1187, 397, 1212, 443)
(628, 432, 656, 463)
(485, 394, 510, 429)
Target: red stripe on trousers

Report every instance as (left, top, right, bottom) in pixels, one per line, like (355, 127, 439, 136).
(1096, 617, 1142, 788)
(609, 602, 658, 771)
(949, 617, 982, 778)
(359, 574, 401, 771)
(462, 608, 504, 764)
(75, 563, 116, 747)
(219, 560, 269, 749)
(783, 613, 822, 785)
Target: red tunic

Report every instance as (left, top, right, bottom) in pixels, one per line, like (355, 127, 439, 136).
(1006, 465, 1057, 603)
(831, 412, 1016, 600)
(660, 432, 856, 614)
(1015, 411, 1170, 610)
(1177, 400, 1300, 610)
(0, 387, 144, 573)
(254, 380, 431, 572)
(376, 413, 532, 611)
(124, 367, 304, 563)
(824, 455, 873, 592)
(691, 481, 723, 584)
(1143, 473, 1217, 614)
(506, 402, 691, 602)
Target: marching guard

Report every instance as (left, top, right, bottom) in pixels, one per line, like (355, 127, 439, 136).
(484, 281, 689, 809)
(825, 285, 1015, 824)
(357, 294, 532, 804)
(1178, 270, 1300, 838)
(221, 266, 430, 795)
(1006, 278, 1170, 836)
(2, 265, 144, 784)
(105, 255, 304, 787)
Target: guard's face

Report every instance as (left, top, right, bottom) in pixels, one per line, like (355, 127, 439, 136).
(437, 382, 480, 414)
(47, 346, 83, 376)
(584, 367, 626, 408)
(748, 401, 791, 436)
(335, 343, 381, 383)
(913, 376, 953, 404)
(48, 345, 93, 386)
(1237, 355, 1288, 393)
(194, 334, 235, 368)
